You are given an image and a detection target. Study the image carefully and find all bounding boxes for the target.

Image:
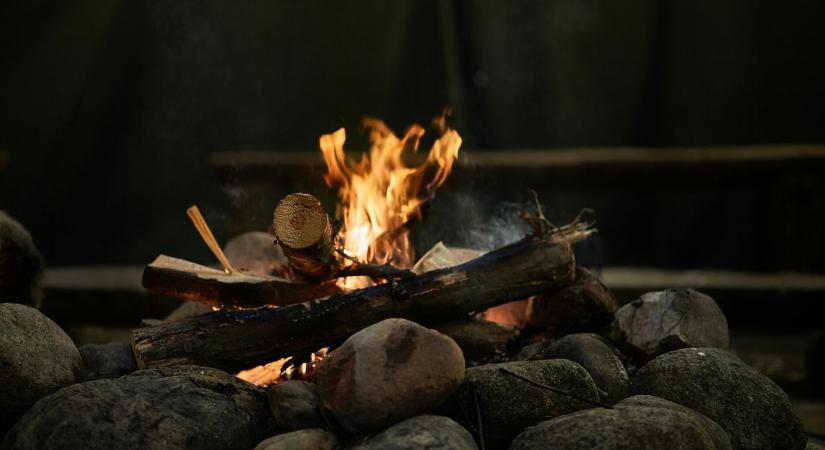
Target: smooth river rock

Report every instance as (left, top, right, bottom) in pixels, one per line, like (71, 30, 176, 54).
(0, 211, 44, 308)
(611, 288, 729, 360)
(631, 347, 806, 450)
(353, 415, 477, 450)
(1, 365, 272, 450)
(315, 318, 465, 434)
(0, 303, 83, 434)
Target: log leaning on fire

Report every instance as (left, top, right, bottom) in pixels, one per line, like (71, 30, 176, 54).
(272, 193, 336, 281)
(131, 226, 589, 373)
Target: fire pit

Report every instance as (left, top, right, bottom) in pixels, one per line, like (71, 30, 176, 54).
(0, 119, 817, 450)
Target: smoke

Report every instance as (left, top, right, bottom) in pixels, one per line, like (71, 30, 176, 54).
(455, 198, 532, 252)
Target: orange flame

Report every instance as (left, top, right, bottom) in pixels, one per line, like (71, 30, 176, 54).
(320, 118, 461, 288)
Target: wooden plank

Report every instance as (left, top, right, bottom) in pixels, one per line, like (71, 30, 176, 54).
(208, 144, 825, 170)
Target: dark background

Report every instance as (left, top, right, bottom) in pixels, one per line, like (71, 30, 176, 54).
(1, 0, 824, 268)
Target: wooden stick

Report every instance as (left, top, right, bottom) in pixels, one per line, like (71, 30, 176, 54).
(186, 205, 234, 274)
(131, 233, 580, 372)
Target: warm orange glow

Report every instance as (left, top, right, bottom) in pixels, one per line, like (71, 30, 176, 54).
(320, 118, 461, 288)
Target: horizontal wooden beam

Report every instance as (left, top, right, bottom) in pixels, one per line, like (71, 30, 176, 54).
(208, 144, 825, 170)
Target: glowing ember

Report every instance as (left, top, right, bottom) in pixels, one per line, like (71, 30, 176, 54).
(320, 117, 461, 289)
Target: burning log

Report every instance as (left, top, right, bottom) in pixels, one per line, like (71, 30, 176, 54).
(272, 193, 336, 281)
(141, 255, 339, 309)
(131, 225, 590, 373)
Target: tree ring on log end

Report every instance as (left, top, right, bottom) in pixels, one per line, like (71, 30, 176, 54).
(273, 193, 331, 250)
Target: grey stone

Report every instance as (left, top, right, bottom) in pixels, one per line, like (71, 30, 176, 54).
(224, 231, 287, 276)
(354, 415, 477, 450)
(0, 211, 44, 308)
(315, 318, 465, 434)
(617, 395, 731, 450)
(267, 380, 324, 431)
(0, 303, 82, 434)
(79, 341, 138, 380)
(611, 288, 729, 360)
(524, 333, 629, 404)
(1, 365, 272, 450)
(164, 301, 213, 322)
(449, 359, 599, 450)
(527, 268, 618, 332)
(253, 429, 339, 450)
(631, 347, 806, 450)
(509, 401, 722, 450)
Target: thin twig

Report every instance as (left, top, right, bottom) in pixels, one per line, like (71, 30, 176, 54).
(470, 383, 486, 450)
(186, 205, 234, 274)
(498, 367, 613, 409)
(334, 249, 414, 280)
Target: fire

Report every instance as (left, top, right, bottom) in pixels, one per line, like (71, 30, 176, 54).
(320, 118, 461, 288)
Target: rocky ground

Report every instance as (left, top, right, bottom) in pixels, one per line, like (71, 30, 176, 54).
(0, 214, 821, 449)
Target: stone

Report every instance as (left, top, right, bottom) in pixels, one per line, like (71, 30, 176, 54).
(430, 317, 517, 363)
(523, 333, 629, 404)
(509, 400, 723, 450)
(224, 231, 288, 276)
(164, 301, 213, 322)
(79, 341, 138, 380)
(353, 415, 477, 450)
(0, 303, 83, 434)
(447, 359, 599, 450)
(253, 429, 339, 450)
(1, 365, 273, 449)
(315, 318, 465, 434)
(527, 268, 617, 332)
(617, 395, 731, 450)
(611, 288, 729, 360)
(631, 347, 806, 450)
(267, 380, 324, 431)
(0, 211, 44, 308)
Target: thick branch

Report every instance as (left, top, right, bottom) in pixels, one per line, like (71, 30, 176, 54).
(132, 235, 578, 373)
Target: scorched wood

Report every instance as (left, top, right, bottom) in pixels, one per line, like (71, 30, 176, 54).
(132, 232, 583, 373)
(142, 255, 339, 309)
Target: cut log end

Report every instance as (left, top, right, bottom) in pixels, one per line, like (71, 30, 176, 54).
(273, 193, 332, 250)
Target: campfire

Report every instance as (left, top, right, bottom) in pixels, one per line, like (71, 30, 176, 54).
(135, 118, 592, 386)
(0, 119, 812, 450)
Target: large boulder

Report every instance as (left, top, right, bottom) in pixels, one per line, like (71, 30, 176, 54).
(314, 318, 465, 434)
(521, 333, 628, 404)
(611, 288, 729, 360)
(79, 341, 138, 380)
(267, 380, 325, 431)
(0, 303, 83, 434)
(447, 359, 599, 450)
(0, 211, 44, 308)
(353, 415, 477, 450)
(1, 365, 273, 449)
(527, 268, 618, 332)
(631, 347, 806, 450)
(253, 429, 339, 450)
(509, 397, 726, 450)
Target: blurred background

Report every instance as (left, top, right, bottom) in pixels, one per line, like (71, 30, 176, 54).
(1, 0, 824, 431)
